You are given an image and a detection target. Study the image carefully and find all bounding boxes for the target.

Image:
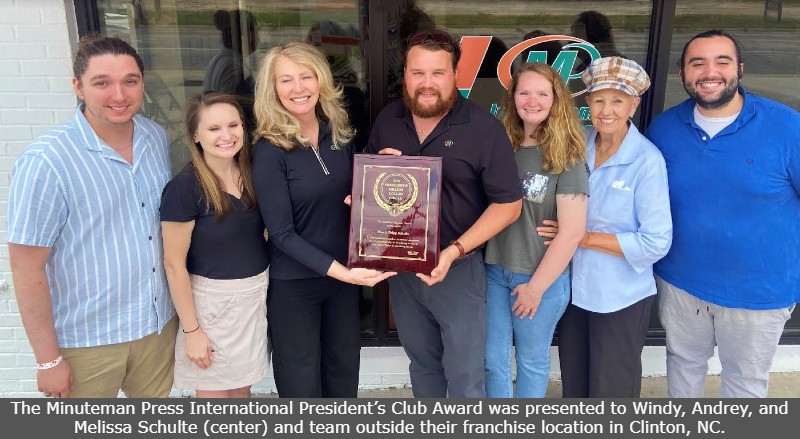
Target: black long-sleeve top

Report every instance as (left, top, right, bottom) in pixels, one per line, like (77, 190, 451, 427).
(252, 121, 353, 280)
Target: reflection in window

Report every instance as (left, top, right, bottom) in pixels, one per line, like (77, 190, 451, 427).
(95, 0, 375, 337)
(87, 1, 800, 341)
(96, 1, 369, 165)
(665, 1, 799, 112)
(403, 1, 654, 126)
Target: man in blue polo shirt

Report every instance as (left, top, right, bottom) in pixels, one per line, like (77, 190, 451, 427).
(8, 35, 176, 398)
(367, 30, 522, 397)
(646, 30, 799, 398)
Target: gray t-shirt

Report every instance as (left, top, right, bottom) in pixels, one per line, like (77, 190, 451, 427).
(485, 146, 589, 275)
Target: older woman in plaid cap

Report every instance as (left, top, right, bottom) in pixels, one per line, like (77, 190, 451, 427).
(539, 57, 673, 397)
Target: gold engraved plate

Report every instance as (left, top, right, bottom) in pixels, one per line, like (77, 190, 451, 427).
(373, 172, 419, 216)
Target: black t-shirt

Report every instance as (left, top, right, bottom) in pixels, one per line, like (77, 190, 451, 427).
(367, 95, 522, 249)
(160, 166, 270, 280)
(252, 121, 353, 280)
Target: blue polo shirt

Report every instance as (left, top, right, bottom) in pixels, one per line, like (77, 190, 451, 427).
(366, 95, 521, 250)
(646, 87, 800, 309)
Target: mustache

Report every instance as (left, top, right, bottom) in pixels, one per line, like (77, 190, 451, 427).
(694, 77, 728, 84)
(414, 87, 441, 98)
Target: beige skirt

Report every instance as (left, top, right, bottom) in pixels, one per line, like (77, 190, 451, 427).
(174, 270, 269, 391)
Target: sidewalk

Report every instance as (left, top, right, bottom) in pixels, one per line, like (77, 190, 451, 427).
(248, 345, 800, 398)
(346, 372, 800, 398)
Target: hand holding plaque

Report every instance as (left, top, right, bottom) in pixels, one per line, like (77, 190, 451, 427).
(348, 154, 442, 273)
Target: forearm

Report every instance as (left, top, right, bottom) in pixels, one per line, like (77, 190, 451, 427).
(453, 200, 522, 254)
(326, 261, 355, 283)
(528, 231, 582, 295)
(580, 232, 624, 258)
(165, 266, 199, 330)
(161, 221, 198, 329)
(529, 194, 587, 293)
(13, 268, 61, 363)
(165, 261, 213, 368)
(272, 229, 336, 276)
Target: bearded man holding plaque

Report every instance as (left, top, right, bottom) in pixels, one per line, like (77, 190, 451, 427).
(366, 29, 522, 398)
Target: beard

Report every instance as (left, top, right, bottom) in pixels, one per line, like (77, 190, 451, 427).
(403, 83, 458, 118)
(683, 71, 741, 110)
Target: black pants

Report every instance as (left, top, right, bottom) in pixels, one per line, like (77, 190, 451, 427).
(267, 276, 360, 397)
(557, 295, 655, 398)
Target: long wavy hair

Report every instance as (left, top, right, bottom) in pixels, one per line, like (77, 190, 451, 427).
(502, 62, 586, 174)
(184, 92, 257, 220)
(253, 42, 353, 150)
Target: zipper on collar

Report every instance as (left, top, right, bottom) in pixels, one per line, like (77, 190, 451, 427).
(311, 145, 330, 175)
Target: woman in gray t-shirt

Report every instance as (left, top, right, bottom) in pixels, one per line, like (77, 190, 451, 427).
(484, 63, 589, 398)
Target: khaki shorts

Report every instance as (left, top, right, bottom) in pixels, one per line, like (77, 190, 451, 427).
(60, 317, 178, 398)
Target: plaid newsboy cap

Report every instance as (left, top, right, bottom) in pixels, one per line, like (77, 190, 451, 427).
(581, 56, 651, 96)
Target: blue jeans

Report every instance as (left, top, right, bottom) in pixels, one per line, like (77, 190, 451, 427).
(484, 263, 570, 398)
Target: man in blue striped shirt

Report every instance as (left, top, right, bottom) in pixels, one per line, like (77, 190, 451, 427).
(7, 35, 177, 398)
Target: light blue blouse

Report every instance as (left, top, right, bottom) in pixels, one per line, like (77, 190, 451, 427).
(571, 123, 672, 313)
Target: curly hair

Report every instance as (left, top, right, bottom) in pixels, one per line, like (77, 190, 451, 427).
(502, 62, 586, 174)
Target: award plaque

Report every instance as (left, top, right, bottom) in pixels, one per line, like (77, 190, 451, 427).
(348, 154, 442, 273)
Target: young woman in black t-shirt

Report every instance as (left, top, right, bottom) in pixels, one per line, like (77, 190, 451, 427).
(161, 92, 270, 398)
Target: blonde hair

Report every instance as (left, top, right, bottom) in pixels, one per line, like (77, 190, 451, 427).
(253, 41, 353, 150)
(184, 92, 257, 220)
(502, 63, 586, 174)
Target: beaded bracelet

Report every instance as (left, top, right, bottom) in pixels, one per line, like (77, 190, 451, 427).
(182, 325, 201, 334)
(37, 355, 63, 370)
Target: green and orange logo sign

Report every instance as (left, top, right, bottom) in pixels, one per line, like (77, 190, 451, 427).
(456, 35, 601, 99)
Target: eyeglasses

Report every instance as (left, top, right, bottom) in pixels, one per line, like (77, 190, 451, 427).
(406, 30, 455, 47)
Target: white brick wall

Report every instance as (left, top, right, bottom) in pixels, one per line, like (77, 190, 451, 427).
(0, 0, 77, 397)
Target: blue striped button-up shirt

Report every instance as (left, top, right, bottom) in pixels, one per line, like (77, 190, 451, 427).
(7, 107, 176, 348)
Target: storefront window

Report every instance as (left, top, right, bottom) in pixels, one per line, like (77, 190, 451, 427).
(96, 1, 369, 163)
(94, 0, 378, 337)
(664, 1, 800, 112)
(388, 0, 654, 126)
(86, 1, 799, 343)
(662, 1, 800, 335)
